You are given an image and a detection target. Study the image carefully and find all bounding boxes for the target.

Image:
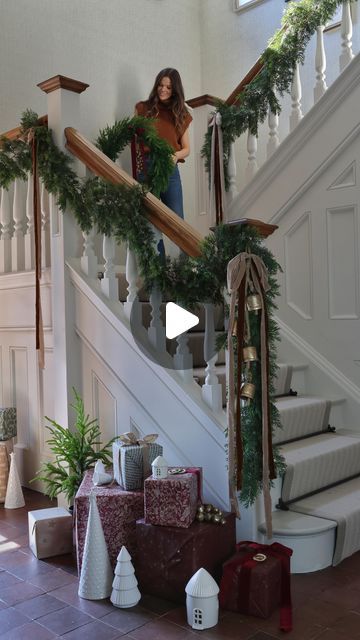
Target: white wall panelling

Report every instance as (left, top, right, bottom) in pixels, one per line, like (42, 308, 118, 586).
(10, 346, 30, 449)
(326, 205, 359, 319)
(91, 372, 117, 447)
(284, 212, 313, 320)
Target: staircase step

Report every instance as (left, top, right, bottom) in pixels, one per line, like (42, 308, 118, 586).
(289, 475, 360, 565)
(280, 431, 360, 503)
(273, 396, 331, 445)
(274, 364, 293, 396)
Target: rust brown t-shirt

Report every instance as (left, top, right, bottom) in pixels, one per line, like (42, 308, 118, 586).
(135, 100, 192, 162)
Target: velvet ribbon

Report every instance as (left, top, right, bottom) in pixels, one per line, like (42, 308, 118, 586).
(118, 432, 158, 478)
(220, 541, 293, 632)
(227, 253, 275, 536)
(209, 111, 225, 225)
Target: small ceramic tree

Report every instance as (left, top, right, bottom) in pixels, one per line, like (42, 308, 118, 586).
(111, 545, 141, 608)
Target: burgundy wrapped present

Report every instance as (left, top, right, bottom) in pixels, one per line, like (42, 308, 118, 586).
(135, 513, 236, 603)
(75, 469, 144, 571)
(219, 541, 293, 632)
(144, 467, 202, 528)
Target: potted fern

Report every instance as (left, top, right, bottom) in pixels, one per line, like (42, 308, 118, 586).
(32, 389, 114, 504)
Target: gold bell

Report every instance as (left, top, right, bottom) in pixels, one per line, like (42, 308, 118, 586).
(232, 320, 238, 337)
(243, 346, 258, 362)
(246, 294, 262, 312)
(240, 382, 256, 399)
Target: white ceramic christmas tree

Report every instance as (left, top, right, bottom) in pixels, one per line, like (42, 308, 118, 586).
(4, 451, 25, 509)
(110, 545, 141, 608)
(93, 460, 112, 486)
(78, 491, 113, 600)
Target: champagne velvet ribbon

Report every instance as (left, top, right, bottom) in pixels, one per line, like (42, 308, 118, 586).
(209, 112, 225, 225)
(227, 252, 275, 537)
(20, 129, 44, 369)
(118, 432, 158, 478)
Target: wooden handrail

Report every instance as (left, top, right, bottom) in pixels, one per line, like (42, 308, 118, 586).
(64, 127, 204, 258)
(0, 115, 48, 141)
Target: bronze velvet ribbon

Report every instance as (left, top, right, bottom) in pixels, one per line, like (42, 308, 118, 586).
(209, 112, 225, 225)
(227, 252, 275, 536)
(220, 541, 293, 632)
(118, 432, 158, 478)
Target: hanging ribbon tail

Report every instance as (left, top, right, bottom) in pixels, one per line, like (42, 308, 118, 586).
(209, 113, 226, 226)
(130, 136, 137, 179)
(32, 134, 45, 370)
(117, 431, 158, 446)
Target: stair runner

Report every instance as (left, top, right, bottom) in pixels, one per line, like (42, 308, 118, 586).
(117, 277, 360, 566)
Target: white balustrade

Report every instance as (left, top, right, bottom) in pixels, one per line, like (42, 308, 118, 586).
(148, 286, 166, 352)
(11, 179, 25, 272)
(289, 63, 303, 132)
(40, 182, 51, 268)
(226, 142, 239, 209)
(101, 234, 118, 300)
(314, 25, 327, 103)
(174, 332, 194, 384)
(245, 131, 258, 183)
(24, 173, 34, 270)
(340, 1, 354, 71)
(266, 107, 280, 159)
(202, 303, 223, 413)
(0, 187, 12, 273)
(124, 243, 141, 326)
(81, 226, 97, 278)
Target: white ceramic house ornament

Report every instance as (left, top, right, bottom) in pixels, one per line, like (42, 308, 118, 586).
(151, 455, 168, 479)
(185, 567, 219, 630)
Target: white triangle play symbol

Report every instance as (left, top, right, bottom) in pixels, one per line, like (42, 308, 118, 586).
(165, 302, 199, 339)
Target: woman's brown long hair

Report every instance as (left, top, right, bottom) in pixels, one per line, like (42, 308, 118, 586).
(147, 68, 189, 133)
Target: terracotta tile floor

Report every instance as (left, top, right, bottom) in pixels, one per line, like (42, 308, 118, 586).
(1, 489, 360, 639)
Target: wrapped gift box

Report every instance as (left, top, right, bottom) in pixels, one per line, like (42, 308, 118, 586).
(135, 513, 236, 603)
(113, 437, 162, 491)
(75, 468, 144, 571)
(144, 468, 202, 528)
(0, 407, 17, 441)
(219, 542, 292, 631)
(28, 507, 73, 559)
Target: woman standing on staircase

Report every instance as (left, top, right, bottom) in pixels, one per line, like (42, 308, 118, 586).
(135, 68, 192, 220)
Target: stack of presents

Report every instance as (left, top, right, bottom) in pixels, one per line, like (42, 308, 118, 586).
(28, 432, 293, 632)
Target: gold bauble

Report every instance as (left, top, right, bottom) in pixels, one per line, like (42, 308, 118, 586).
(196, 512, 205, 522)
(204, 504, 213, 513)
(204, 512, 212, 522)
(212, 514, 221, 524)
(220, 518, 227, 525)
(197, 505, 205, 514)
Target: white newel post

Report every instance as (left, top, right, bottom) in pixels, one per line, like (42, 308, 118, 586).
(202, 303, 222, 413)
(0, 187, 12, 273)
(11, 178, 25, 272)
(339, 1, 354, 71)
(38, 75, 89, 469)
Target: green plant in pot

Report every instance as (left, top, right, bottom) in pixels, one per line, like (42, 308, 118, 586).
(32, 389, 114, 503)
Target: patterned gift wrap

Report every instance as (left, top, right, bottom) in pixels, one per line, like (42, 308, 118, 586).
(135, 513, 236, 603)
(113, 438, 163, 491)
(0, 407, 17, 441)
(28, 507, 73, 559)
(144, 468, 201, 528)
(0, 443, 9, 503)
(75, 468, 144, 571)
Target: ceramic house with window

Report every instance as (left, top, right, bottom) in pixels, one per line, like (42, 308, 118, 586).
(151, 455, 168, 479)
(185, 567, 219, 630)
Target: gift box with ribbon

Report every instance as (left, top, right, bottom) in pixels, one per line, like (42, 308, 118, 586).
(219, 541, 293, 632)
(0, 407, 17, 441)
(144, 467, 202, 528)
(113, 432, 163, 491)
(28, 507, 73, 559)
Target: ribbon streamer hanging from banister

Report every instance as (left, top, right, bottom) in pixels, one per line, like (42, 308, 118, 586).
(226, 252, 275, 538)
(209, 111, 225, 225)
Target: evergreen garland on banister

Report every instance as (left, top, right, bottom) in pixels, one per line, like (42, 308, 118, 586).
(0, 109, 285, 506)
(202, 0, 357, 188)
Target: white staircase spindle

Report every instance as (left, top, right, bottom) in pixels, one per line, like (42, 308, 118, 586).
(124, 244, 141, 326)
(11, 178, 25, 272)
(24, 173, 34, 270)
(148, 286, 166, 352)
(245, 131, 258, 183)
(80, 226, 98, 278)
(40, 182, 51, 268)
(266, 108, 280, 159)
(173, 332, 193, 384)
(101, 234, 118, 300)
(202, 303, 223, 413)
(314, 25, 327, 103)
(0, 187, 12, 273)
(226, 142, 239, 208)
(340, 1, 354, 71)
(289, 63, 303, 132)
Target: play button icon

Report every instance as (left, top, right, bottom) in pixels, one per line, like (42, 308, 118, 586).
(165, 302, 199, 339)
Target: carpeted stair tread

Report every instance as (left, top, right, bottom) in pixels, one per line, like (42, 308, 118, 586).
(273, 396, 331, 445)
(289, 476, 360, 565)
(280, 431, 360, 503)
(274, 364, 293, 397)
